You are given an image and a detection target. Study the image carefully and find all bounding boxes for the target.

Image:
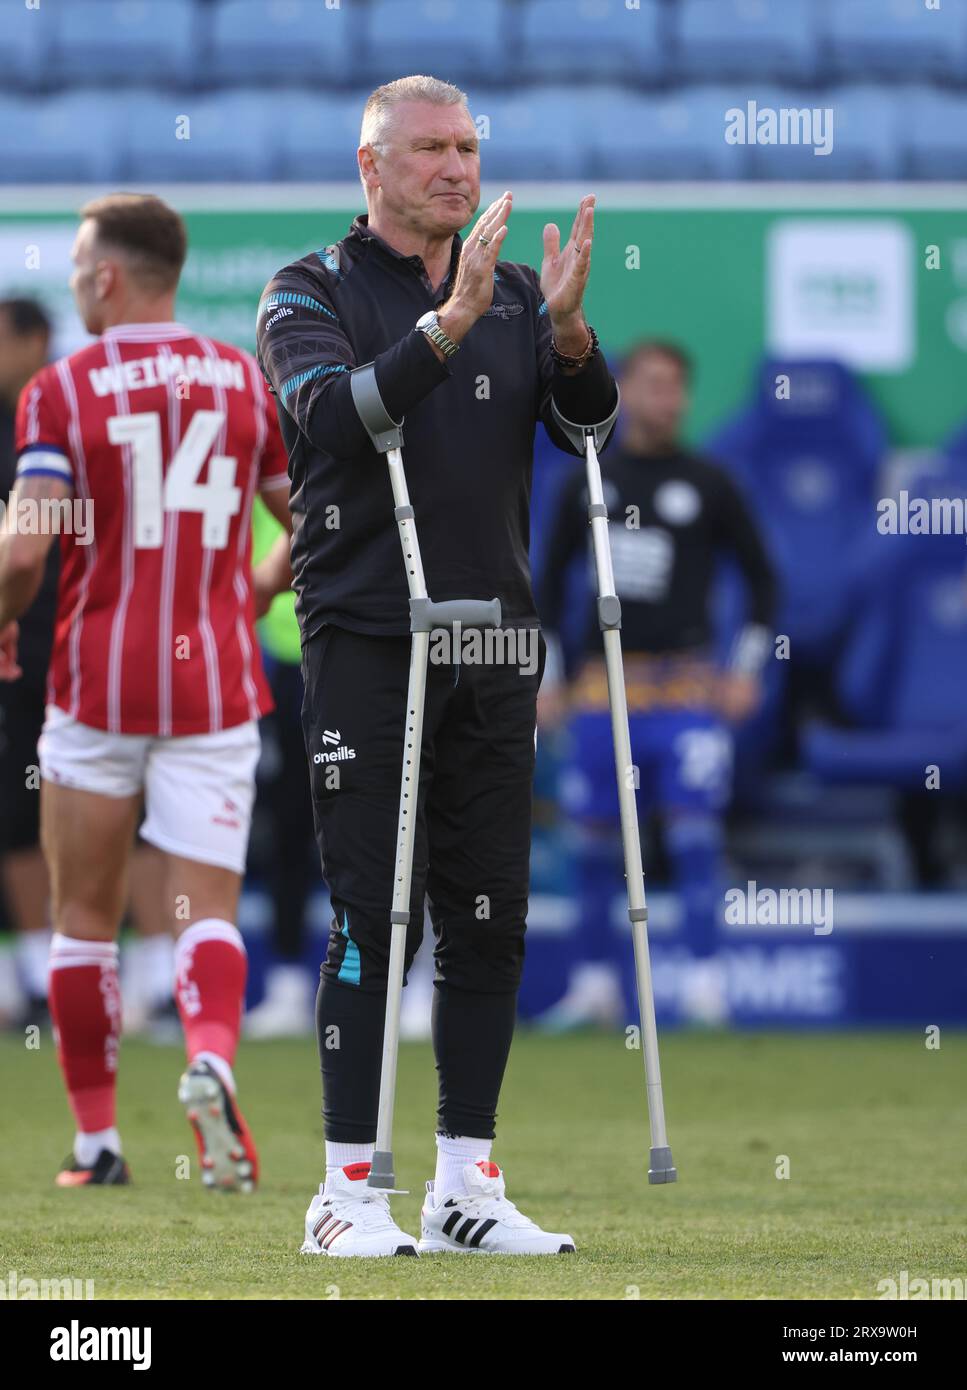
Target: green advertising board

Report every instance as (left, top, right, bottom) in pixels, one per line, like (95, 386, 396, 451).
(1, 185, 965, 447)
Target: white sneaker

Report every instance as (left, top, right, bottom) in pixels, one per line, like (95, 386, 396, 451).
(538, 962, 624, 1032)
(300, 1163, 419, 1258)
(244, 965, 314, 1039)
(681, 956, 729, 1026)
(420, 1160, 575, 1255)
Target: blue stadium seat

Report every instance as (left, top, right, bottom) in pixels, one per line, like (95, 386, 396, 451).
(51, 0, 200, 86)
(276, 91, 378, 182)
(0, 0, 54, 88)
(118, 90, 276, 182)
(593, 87, 762, 180)
(0, 92, 123, 183)
(362, 0, 507, 85)
(825, 0, 967, 82)
(517, 0, 665, 83)
(804, 462, 967, 790)
(209, 0, 359, 85)
(902, 89, 967, 180)
(480, 86, 598, 180)
(745, 86, 900, 182)
(709, 359, 886, 663)
(675, 0, 821, 83)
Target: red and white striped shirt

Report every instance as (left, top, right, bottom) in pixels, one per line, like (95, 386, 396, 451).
(14, 323, 290, 735)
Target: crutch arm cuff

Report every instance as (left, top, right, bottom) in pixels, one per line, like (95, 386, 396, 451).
(550, 383, 620, 454)
(350, 362, 404, 452)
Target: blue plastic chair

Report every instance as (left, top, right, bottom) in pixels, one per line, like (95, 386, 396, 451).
(825, 0, 967, 81)
(0, 91, 123, 183)
(479, 85, 599, 180)
(675, 0, 821, 83)
(119, 89, 277, 182)
(709, 358, 886, 663)
(277, 91, 379, 182)
(903, 88, 967, 180)
(745, 86, 899, 182)
(0, 0, 55, 88)
(361, 0, 507, 84)
(209, 0, 360, 85)
(517, 0, 666, 83)
(593, 86, 773, 180)
(51, 0, 200, 85)
(805, 463, 967, 790)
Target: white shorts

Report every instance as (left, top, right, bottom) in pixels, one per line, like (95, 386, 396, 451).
(37, 706, 261, 874)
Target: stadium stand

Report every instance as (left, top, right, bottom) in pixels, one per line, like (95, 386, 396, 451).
(2, 0, 966, 182)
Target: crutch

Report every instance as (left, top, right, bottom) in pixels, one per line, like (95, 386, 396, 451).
(350, 364, 501, 1191)
(552, 397, 677, 1185)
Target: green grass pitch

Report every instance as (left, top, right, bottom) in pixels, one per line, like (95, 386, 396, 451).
(2, 1029, 964, 1300)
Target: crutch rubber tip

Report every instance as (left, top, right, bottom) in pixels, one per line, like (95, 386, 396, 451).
(648, 1146, 678, 1184)
(367, 1151, 396, 1189)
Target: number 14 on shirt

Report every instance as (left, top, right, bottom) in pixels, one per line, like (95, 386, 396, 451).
(107, 409, 240, 551)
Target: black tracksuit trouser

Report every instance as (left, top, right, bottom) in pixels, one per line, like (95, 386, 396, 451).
(301, 622, 546, 1142)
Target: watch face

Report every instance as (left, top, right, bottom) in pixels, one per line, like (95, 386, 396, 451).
(416, 311, 437, 330)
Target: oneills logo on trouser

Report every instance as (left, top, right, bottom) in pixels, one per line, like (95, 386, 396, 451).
(313, 730, 357, 763)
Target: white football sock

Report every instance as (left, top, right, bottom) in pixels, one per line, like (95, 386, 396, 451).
(16, 928, 52, 998)
(129, 933, 176, 1009)
(325, 1141, 375, 1185)
(433, 1134, 493, 1203)
(74, 1127, 122, 1167)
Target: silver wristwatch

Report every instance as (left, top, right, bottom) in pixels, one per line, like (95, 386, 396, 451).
(416, 309, 460, 359)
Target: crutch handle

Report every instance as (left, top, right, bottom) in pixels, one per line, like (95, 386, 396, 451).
(410, 597, 502, 632)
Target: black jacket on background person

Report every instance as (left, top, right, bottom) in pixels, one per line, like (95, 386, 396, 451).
(538, 446, 776, 677)
(257, 214, 618, 641)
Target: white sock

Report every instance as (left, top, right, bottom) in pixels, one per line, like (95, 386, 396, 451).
(325, 1141, 375, 1185)
(433, 1134, 493, 1203)
(129, 934, 175, 1009)
(16, 928, 52, 998)
(194, 1050, 235, 1095)
(74, 1127, 122, 1167)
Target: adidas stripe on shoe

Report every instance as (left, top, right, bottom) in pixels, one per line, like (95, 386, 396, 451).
(420, 1160, 575, 1255)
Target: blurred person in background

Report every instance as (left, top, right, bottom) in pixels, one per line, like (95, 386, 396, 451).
(244, 496, 318, 1038)
(537, 341, 776, 1026)
(0, 298, 55, 1027)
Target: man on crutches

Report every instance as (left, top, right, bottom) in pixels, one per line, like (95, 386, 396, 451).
(258, 75, 667, 1258)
